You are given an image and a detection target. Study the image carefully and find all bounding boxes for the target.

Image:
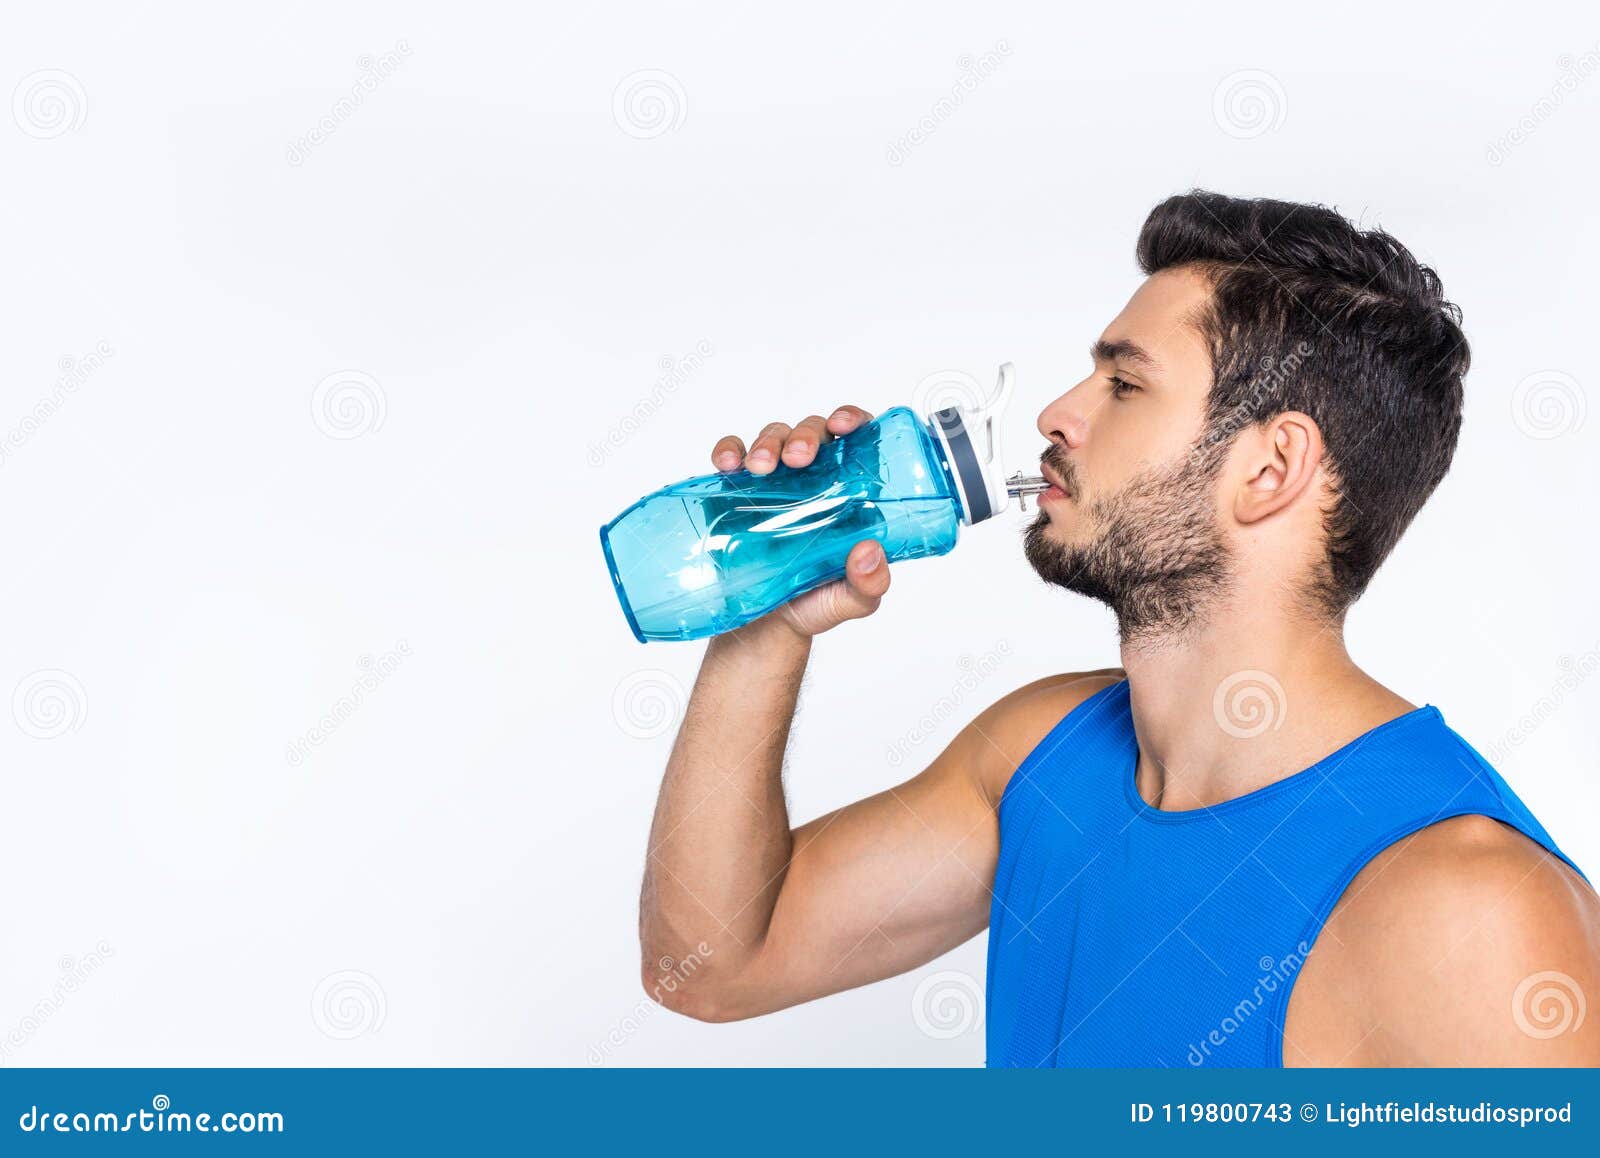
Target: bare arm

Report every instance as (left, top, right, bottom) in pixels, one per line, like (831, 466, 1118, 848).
(639, 608, 988, 1019)
(637, 406, 1112, 1020)
(1285, 814, 1600, 1065)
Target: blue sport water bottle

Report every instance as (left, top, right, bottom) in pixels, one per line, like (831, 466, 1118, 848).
(599, 364, 1045, 642)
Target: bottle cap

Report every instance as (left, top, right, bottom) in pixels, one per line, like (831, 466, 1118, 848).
(925, 363, 1016, 526)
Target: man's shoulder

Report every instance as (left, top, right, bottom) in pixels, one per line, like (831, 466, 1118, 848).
(961, 669, 1126, 804)
(1293, 814, 1600, 1064)
(1337, 815, 1595, 959)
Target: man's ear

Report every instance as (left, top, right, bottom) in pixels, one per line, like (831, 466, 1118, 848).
(1232, 412, 1324, 525)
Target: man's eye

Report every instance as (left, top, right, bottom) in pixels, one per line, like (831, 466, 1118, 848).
(1109, 375, 1140, 399)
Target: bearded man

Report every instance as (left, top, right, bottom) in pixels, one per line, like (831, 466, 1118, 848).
(635, 191, 1600, 1067)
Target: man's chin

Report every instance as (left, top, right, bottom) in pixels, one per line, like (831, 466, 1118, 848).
(1027, 509, 1088, 549)
(1023, 518, 1096, 584)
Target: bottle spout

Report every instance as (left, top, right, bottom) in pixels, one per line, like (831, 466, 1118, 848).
(1005, 472, 1049, 511)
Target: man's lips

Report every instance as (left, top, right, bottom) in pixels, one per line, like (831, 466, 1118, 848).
(1039, 461, 1072, 504)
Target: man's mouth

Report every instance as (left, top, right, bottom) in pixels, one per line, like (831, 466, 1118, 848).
(1038, 460, 1073, 505)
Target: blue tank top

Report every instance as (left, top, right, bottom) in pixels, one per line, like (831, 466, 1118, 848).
(985, 679, 1584, 1067)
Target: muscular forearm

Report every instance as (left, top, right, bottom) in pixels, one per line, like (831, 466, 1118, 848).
(639, 613, 810, 1001)
(636, 406, 903, 1021)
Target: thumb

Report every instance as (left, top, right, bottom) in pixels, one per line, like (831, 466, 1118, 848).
(780, 541, 891, 636)
(840, 539, 890, 603)
(815, 540, 892, 624)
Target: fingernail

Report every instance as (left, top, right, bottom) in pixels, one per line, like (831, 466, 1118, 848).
(748, 449, 773, 467)
(787, 440, 811, 456)
(716, 452, 738, 470)
(829, 409, 848, 422)
(856, 551, 880, 573)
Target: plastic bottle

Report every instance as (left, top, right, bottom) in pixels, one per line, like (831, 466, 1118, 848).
(599, 364, 1046, 642)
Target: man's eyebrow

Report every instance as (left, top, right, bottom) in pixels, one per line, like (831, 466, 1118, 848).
(1091, 338, 1160, 370)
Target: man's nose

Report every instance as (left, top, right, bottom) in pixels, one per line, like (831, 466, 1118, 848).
(1037, 386, 1090, 450)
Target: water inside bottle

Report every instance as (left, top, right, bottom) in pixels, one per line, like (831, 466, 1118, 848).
(624, 470, 957, 634)
(603, 405, 974, 641)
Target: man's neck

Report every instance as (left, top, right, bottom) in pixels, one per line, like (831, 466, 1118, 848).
(1118, 599, 1415, 812)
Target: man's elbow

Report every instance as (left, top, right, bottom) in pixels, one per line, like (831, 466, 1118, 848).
(639, 959, 764, 1023)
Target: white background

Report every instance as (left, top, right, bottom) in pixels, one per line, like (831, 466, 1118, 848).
(2, 0, 1596, 1067)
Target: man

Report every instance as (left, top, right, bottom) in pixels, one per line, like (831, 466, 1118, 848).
(637, 191, 1600, 1066)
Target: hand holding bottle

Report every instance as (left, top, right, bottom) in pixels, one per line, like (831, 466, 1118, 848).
(709, 407, 892, 639)
(599, 365, 1017, 643)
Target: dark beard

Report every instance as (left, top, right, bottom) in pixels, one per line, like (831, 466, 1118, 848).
(1023, 438, 1232, 645)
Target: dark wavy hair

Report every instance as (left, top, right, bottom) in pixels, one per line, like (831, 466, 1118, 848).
(1136, 190, 1470, 616)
